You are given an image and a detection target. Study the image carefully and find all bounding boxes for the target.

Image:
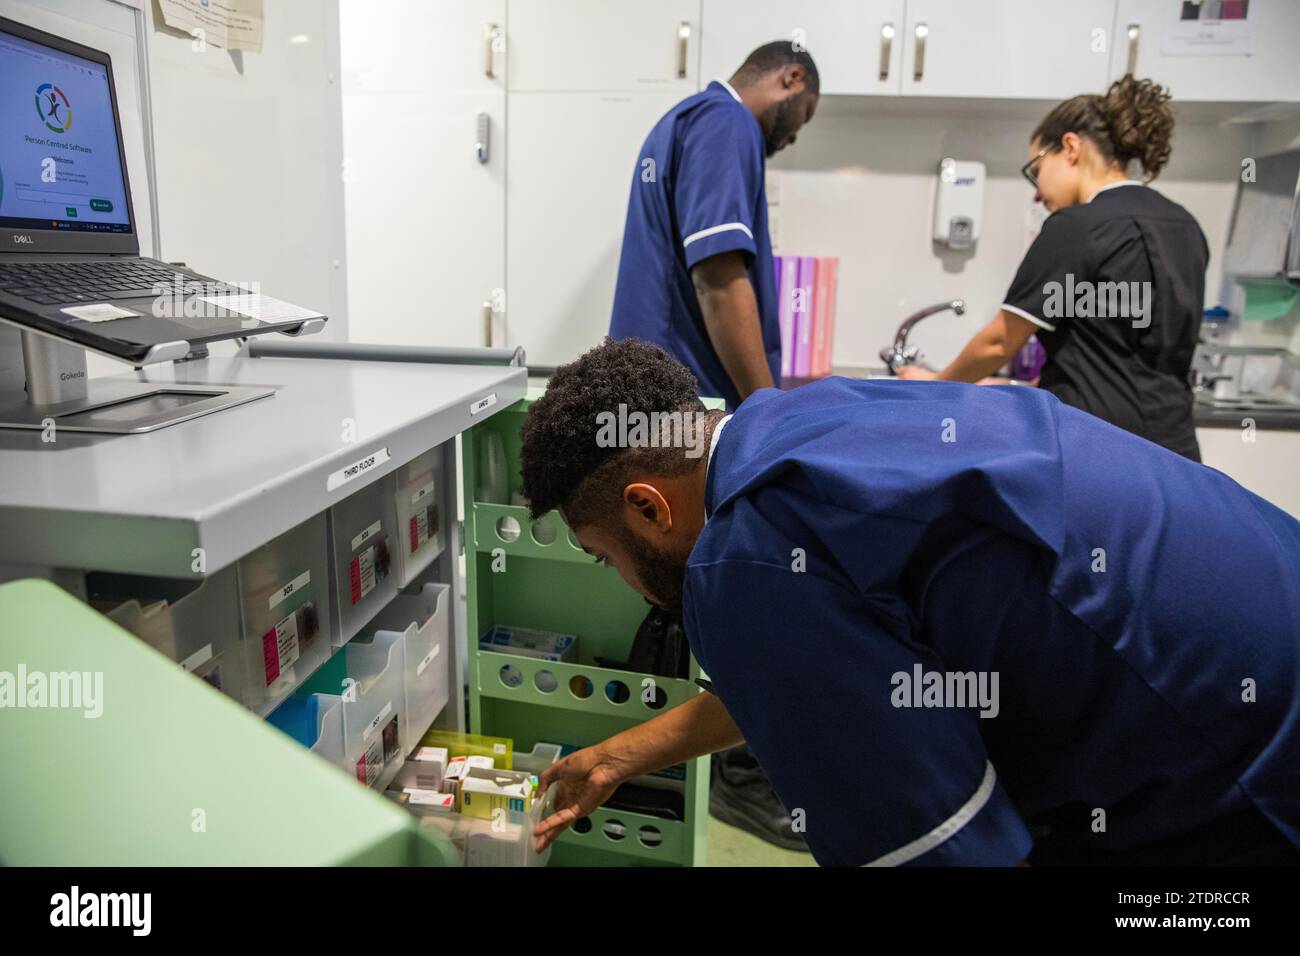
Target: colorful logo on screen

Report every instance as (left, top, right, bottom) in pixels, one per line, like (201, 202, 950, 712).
(35, 83, 72, 134)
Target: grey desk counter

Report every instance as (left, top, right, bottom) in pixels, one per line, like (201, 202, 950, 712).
(0, 353, 527, 577)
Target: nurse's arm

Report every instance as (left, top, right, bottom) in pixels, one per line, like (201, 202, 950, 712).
(691, 251, 776, 401)
(930, 309, 1038, 383)
(532, 691, 742, 850)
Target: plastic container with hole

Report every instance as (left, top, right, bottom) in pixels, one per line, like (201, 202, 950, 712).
(386, 746, 559, 867)
(393, 450, 445, 586)
(266, 692, 347, 772)
(328, 472, 400, 645)
(369, 582, 451, 747)
(341, 629, 407, 790)
(236, 517, 333, 715)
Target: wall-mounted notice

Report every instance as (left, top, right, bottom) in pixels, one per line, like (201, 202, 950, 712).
(157, 0, 265, 53)
(1160, 1, 1255, 57)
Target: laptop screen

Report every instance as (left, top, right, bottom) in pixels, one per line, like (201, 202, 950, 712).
(0, 25, 132, 235)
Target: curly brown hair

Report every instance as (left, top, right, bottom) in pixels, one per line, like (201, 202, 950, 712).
(1032, 75, 1174, 180)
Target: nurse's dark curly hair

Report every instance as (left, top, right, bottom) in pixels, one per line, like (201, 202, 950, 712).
(520, 338, 708, 527)
(1033, 75, 1174, 179)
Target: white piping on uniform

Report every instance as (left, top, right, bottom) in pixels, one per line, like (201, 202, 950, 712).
(703, 414, 732, 519)
(863, 760, 1000, 867)
(683, 222, 754, 249)
(1000, 302, 1057, 333)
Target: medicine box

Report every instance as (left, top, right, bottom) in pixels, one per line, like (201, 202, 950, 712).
(479, 625, 577, 663)
(459, 767, 537, 821)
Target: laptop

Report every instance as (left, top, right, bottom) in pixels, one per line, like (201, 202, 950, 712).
(0, 17, 325, 365)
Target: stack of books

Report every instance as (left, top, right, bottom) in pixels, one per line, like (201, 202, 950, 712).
(774, 254, 839, 379)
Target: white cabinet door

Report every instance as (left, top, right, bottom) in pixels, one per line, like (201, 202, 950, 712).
(507, 0, 701, 93)
(340, 0, 505, 348)
(506, 92, 682, 367)
(1111, 0, 1300, 102)
(700, 0, 906, 96)
(901, 0, 1115, 99)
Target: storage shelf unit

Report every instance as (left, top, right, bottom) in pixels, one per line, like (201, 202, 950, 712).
(463, 392, 710, 867)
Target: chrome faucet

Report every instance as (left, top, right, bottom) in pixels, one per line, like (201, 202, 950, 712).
(880, 299, 966, 373)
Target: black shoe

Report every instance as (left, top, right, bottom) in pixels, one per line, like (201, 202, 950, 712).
(708, 745, 810, 853)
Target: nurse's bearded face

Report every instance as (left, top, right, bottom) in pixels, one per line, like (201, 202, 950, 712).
(571, 517, 693, 612)
(759, 90, 817, 158)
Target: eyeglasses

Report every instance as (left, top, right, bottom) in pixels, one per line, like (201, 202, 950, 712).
(1020, 146, 1054, 189)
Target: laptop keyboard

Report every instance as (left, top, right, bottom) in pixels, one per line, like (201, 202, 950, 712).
(0, 260, 237, 306)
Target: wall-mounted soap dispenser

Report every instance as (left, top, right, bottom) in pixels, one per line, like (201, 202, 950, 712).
(933, 158, 985, 251)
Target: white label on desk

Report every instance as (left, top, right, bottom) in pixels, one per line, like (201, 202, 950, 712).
(351, 519, 382, 552)
(269, 570, 311, 611)
(328, 447, 390, 492)
(179, 643, 213, 673)
(60, 303, 139, 323)
(410, 481, 435, 506)
(470, 393, 497, 416)
(364, 700, 394, 742)
(417, 643, 440, 677)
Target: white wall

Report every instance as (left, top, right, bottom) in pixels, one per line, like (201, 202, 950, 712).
(769, 96, 1285, 371)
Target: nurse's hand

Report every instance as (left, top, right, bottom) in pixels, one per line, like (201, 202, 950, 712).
(532, 744, 628, 852)
(895, 365, 938, 380)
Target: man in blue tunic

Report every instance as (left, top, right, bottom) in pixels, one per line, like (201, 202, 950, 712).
(521, 339, 1300, 865)
(609, 41, 819, 412)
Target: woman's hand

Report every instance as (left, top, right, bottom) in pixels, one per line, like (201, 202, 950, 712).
(895, 365, 939, 381)
(532, 744, 631, 852)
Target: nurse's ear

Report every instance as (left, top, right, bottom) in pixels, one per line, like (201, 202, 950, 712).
(1059, 131, 1085, 167)
(623, 482, 674, 533)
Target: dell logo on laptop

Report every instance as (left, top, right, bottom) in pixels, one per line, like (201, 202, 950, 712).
(12, 234, 35, 244)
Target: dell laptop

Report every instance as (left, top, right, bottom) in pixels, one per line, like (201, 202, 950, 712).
(0, 17, 326, 365)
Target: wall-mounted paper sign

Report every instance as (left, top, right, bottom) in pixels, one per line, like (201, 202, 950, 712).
(1160, 1, 1255, 57)
(157, 0, 265, 54)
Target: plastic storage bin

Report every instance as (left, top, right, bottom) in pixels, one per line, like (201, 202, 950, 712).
(237, 515, 334, 715)
(369, 582, 451, 747)
(393, 449, 444, 586)
(386, 743, 561, 867)
(329, 472, 400, 644)
(87, 565, 248, 707)
(341, 629, 407, 791)
(266, 692, 346, 772)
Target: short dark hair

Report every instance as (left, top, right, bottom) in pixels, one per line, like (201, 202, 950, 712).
(519, 338, 706, 525)
(733, 40, 819, 96)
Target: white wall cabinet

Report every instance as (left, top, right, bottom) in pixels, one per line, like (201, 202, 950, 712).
(900, 0, 1116, 99)
(340, 0, 505, 348)
(1110, 0, 1300, 103)
(506, 92, 682, 367)
(506, 0, 700, 93)
(699, 0, 905, 96)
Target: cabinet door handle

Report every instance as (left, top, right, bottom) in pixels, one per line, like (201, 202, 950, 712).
(482, 300, 493, 347)
(913, 22, 928, 81)
(475, 112, 490, 164)
(1125, 23, 1140, 75)
(879, 22, 894, 81)
(484, 22, 499, 78)
(676, 21, 691, 79)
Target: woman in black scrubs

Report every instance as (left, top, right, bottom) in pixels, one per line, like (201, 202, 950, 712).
(900, 76, 1208, 461)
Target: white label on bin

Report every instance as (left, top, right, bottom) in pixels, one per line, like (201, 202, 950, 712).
(364, 700, 393, 743)
(492, 742, 507, 756)
(411, 481, 435, 506)
(269, 570, 311, 611)
(351, 520, 382, 552)
(470, 393, 497, 416)
(327, 447, 391, 492)
(417, 644, 440, 677)
(179, 643, 213, 673)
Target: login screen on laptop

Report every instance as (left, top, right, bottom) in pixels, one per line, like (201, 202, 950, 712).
(0, 26, 131, 234)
